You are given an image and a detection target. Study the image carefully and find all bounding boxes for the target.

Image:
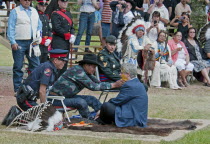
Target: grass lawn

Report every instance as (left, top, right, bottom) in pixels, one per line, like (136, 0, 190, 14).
(0, 43, 13, 66)
(0, 39, 210, 144)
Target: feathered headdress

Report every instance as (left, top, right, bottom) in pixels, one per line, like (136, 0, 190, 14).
(7, 102, 63, 132)
(198, 23, 210, 45)
(117, 15, 146, 57)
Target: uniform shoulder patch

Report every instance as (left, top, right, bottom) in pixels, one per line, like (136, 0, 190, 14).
(100, 56, 104, 61)
(44, 68, 52, 77)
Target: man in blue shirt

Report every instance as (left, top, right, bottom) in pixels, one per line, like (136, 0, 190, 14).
(16, 49, 69, 111)
(7, 0, 42, 94)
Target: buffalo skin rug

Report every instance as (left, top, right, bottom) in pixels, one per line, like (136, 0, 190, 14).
(68, 118, 199, 136)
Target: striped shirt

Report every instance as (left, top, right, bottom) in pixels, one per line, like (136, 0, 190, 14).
(102, 0, 112, 23)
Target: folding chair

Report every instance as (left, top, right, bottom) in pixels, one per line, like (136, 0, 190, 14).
(95, 66, 120, 103)
(46, 87, 75, 123)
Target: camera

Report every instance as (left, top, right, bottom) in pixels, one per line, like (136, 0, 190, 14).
(154, 20, 157, 24)
(121, 4, 127, 8)
(179, 16, 185, 20)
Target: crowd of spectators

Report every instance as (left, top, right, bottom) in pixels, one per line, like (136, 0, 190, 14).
(4, 0, 210, 93)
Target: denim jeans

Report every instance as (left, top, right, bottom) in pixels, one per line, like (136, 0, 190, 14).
(51, 95, 102, 118)
(74, 12, 95, 50)
(12, 40, 40, 92)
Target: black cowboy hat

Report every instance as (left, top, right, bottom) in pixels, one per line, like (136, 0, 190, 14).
(125, 0, 136, 11)
(79, 54, 102, 66)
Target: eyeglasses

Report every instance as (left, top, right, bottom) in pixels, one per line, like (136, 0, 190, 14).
(189, 32, 195, 33)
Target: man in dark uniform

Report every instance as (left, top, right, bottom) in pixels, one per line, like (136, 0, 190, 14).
(49, 54, 124, 118)
(51, 0, 75, 76)
(97, 35, 121, 82)
(37, 0, 52, 63)
(16, 49, 69, 111)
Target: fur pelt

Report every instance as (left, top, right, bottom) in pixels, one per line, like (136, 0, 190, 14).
(68, 119, 198, 136)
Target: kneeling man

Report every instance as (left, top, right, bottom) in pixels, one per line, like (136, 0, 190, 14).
(16, 49, 69, 111)
(49, 54, 124, 118)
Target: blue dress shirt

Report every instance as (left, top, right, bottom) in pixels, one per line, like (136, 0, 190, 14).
(7, 4, 42, 45)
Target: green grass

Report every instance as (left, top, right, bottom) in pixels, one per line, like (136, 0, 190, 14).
(0, 44, 13, 66)
(161, 127, 210, 144)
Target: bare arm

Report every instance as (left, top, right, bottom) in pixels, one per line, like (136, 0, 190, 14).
(147, 4, 155, 14)
(39, 84, 47, 103)
(170, 17, 179, 27)
(171, 48, 181, 55)
(159, 17, 169, 25)
(168, 7, 172, 18)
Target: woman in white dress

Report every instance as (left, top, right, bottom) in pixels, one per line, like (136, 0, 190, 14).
(152, 31, 181, 89)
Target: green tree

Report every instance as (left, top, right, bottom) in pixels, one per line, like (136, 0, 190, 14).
(190, 0, 208, 31)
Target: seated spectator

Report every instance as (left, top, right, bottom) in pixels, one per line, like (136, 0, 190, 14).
(97, 35, 121, 82)
(124, 23, 153, 66)
(146, 11, 166, 43)
(120, 22, 156, 86)
(96, 63, 148, 127)
(170, 12, 192, 40)
(74, 0, 99, 52)
(183, 27, 210, 87)
(49, 54, 124, 118)
(110, 0, 136, 38)
(175, 0, 191, 17)
(152, 31, 181, 89)
(147, 0, 169, 25)
(168, 31, 194, 87)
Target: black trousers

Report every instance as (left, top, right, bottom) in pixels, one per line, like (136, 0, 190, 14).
(99, 102, 116, 124)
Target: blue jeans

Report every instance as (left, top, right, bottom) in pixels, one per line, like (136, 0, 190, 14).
(74, 12, 95, 49)
(12, 40, 40, 92)
(51, 95, 102, 118)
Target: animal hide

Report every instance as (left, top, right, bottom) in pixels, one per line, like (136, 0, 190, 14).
(68, 119, 198, 136)
(8, 102, 63, 132)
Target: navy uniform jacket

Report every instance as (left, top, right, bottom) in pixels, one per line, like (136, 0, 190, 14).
(24, 61, 58, 93)
(97, 47, 121, 82)
(38, 11, 52, 53)
(51, 9, 74, 50)
(109, 78, 148, 128)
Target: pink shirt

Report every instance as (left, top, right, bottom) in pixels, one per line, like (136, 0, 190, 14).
(167, 39, 189, 63)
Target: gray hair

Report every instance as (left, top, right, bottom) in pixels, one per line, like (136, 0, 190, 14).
(121, 63, 137, 79)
